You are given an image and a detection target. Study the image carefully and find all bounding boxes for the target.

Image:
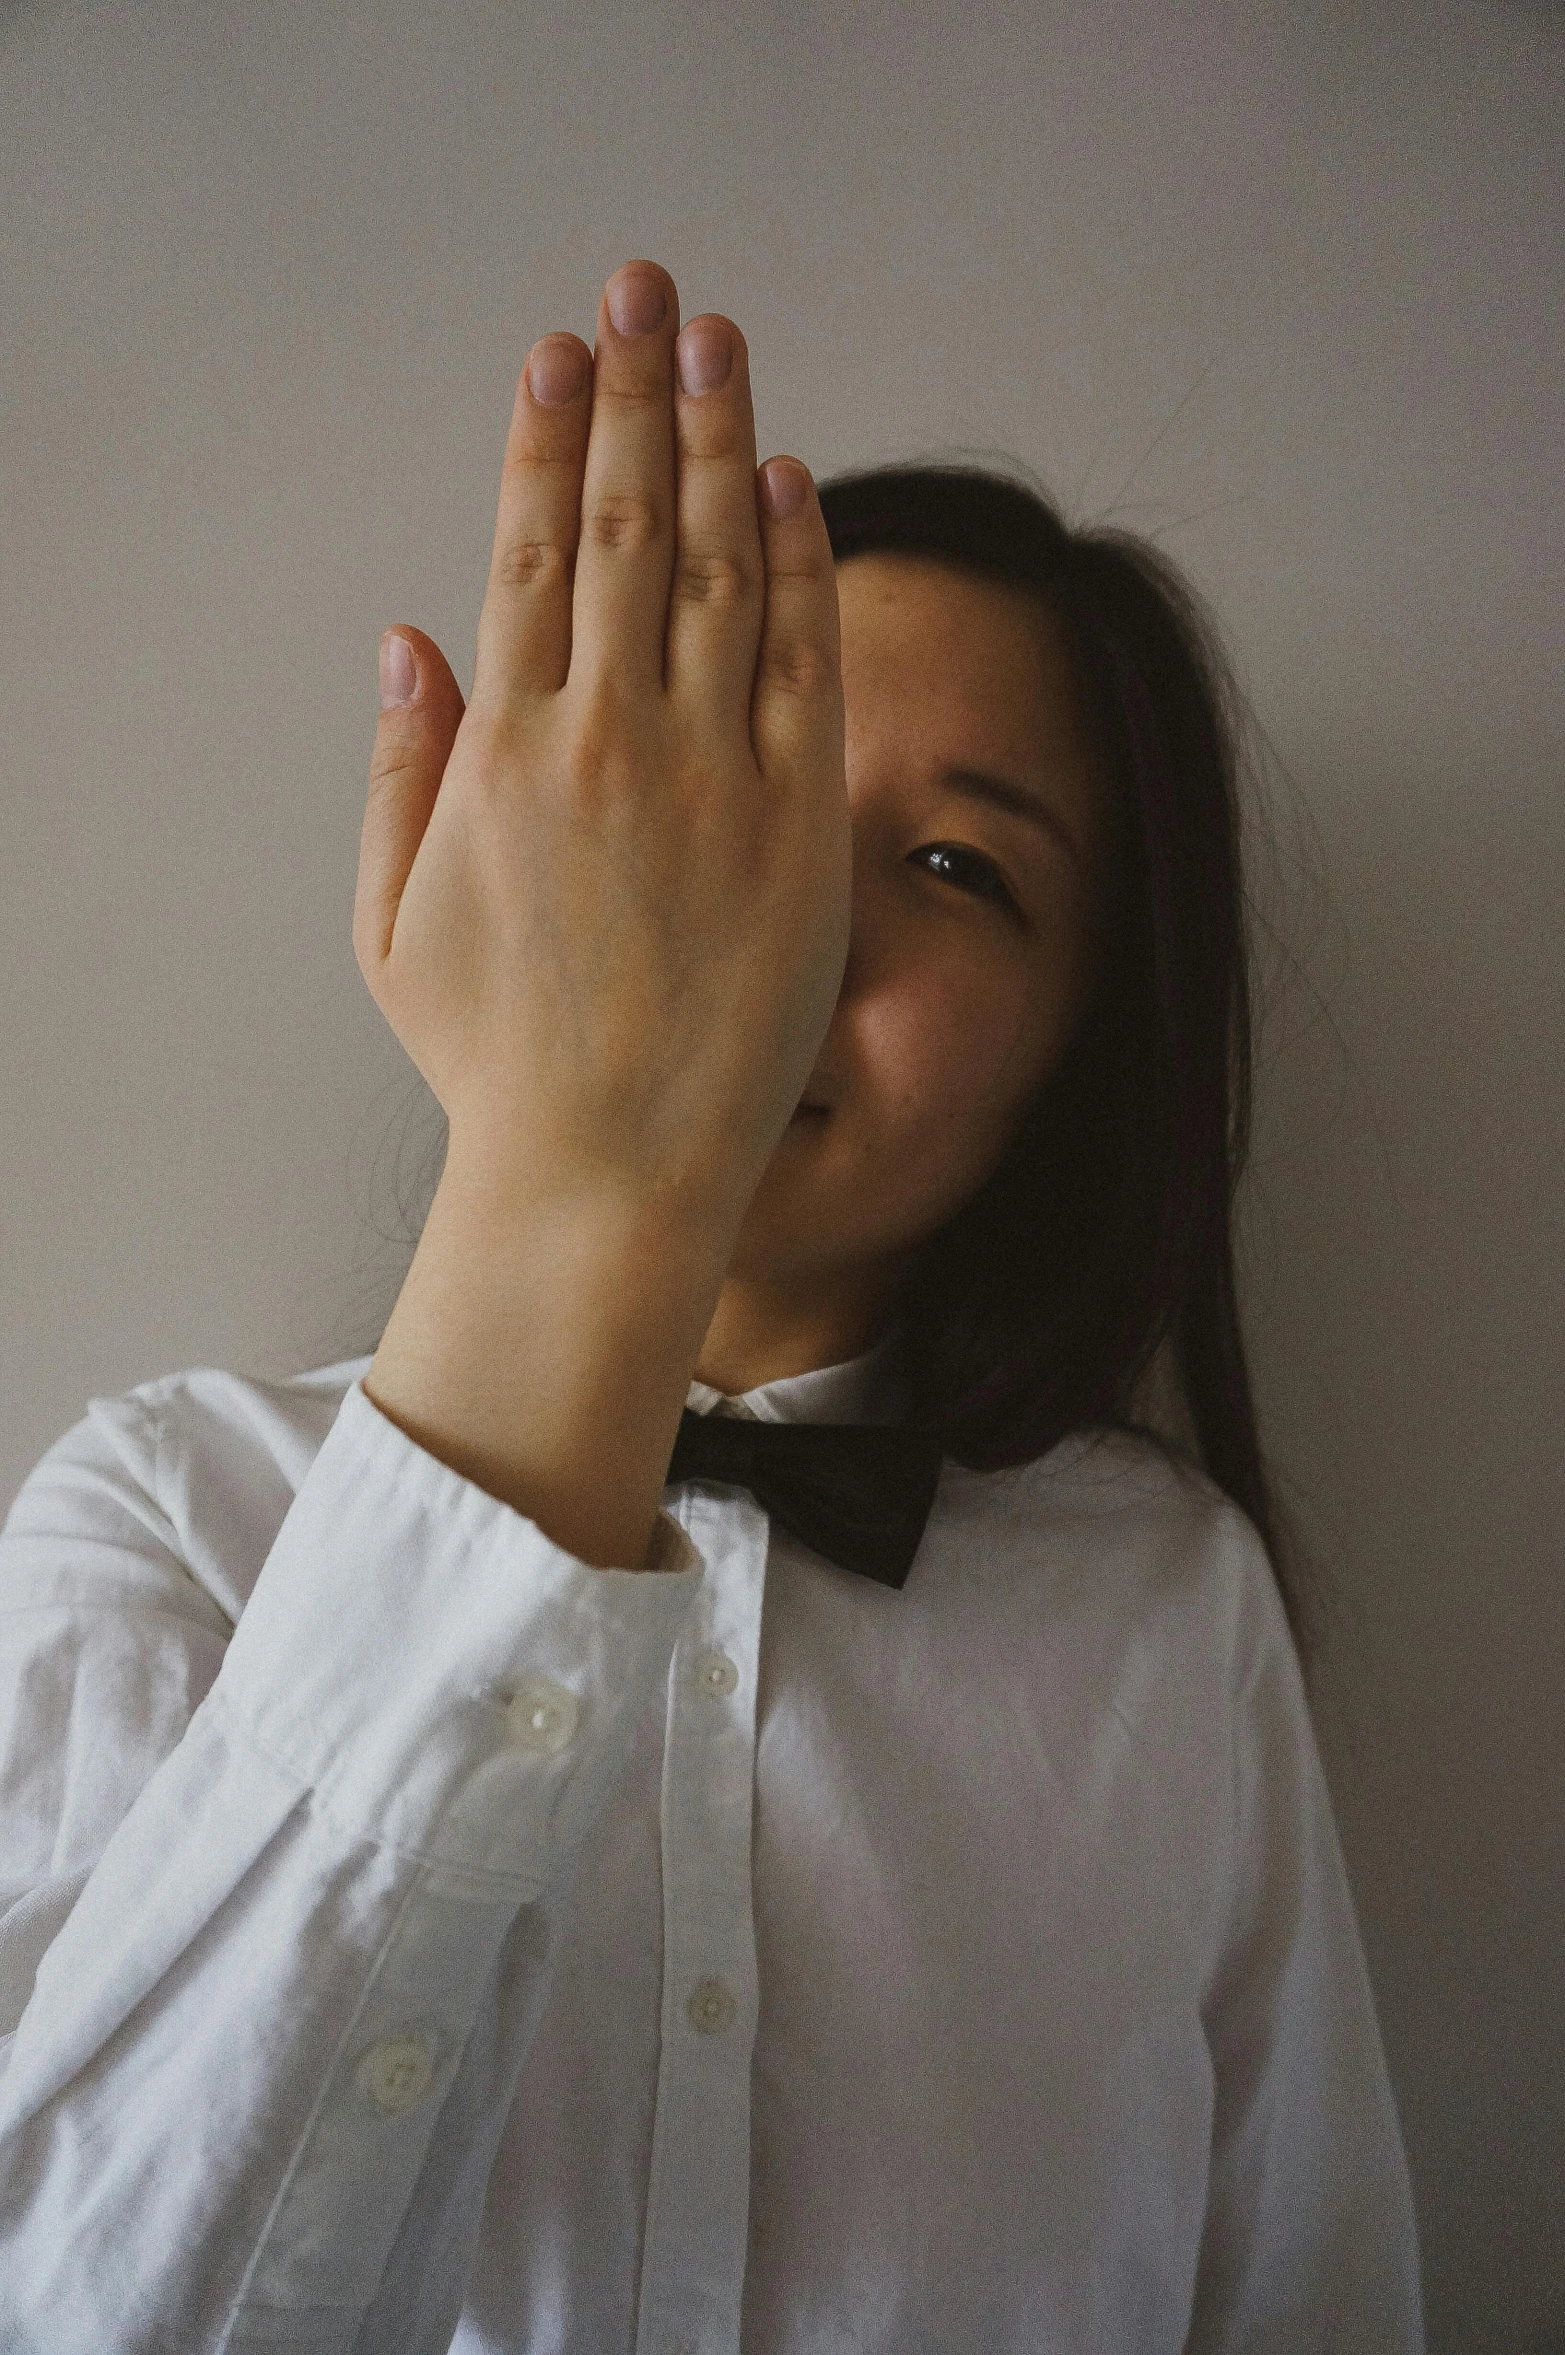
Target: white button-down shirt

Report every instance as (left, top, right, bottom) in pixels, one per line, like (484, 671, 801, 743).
(0, 1329, 1423, 2352)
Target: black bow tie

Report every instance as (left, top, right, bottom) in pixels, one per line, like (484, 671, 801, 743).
(664, 1407, 944, 1587)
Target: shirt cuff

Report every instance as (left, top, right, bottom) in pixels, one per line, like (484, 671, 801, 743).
(213, 1378, 703, 1886)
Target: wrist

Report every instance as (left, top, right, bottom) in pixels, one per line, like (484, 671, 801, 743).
(365, 1133, 732, 1570)
(435, 1121, 742, 1274)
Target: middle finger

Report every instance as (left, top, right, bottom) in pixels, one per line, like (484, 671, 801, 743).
(569, 260, 681, 696)
(664, 314, 765, 735)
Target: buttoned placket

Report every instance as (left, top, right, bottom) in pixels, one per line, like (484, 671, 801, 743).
(633, 1463, 771, 2355)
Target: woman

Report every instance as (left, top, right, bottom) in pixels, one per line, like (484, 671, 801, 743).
(0, 260, 1423, 2350)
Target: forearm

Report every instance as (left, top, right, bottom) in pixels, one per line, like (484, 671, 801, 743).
(365, 1139, 732, 1573)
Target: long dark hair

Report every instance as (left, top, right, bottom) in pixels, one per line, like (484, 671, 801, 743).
(818, 461, 1311, 1665)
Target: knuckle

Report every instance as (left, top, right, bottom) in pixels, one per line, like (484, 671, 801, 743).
(678, 407, 748, 461)
(493, 536, 573, 595)
(563, 688, 629, 776)
(585, 491, 664, 555)
(672, 548, 755, 610)
(460, 704, 524, 788)
(367, 738, 425, 795)
(760, 635, 832, 697)
(765, 545, 830, 585)
(351, 904, 390, 984)
(565, 734, 636, 822)
(595, 374, 664, 417)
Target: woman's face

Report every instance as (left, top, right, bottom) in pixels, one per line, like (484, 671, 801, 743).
(694, 550, 1115, 1392)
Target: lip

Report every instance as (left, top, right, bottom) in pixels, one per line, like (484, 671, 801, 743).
(791, 1101, 829, 1119)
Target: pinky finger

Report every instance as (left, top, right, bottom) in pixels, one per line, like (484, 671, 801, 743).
(749, 457, 844, 782)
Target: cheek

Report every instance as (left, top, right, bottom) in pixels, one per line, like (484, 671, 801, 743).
(864, 974, 1034, 1173)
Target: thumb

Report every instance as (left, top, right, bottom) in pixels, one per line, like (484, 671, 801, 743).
(353, 625, 466, 986)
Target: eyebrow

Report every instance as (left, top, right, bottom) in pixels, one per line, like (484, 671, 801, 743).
(938, 767, 1088, 874)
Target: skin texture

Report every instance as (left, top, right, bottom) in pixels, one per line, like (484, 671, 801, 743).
(692, 551, 1115, 1396)
(357, 270, 851, 1231)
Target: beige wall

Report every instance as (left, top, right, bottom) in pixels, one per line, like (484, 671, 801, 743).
(3, 1, 1561, 2343)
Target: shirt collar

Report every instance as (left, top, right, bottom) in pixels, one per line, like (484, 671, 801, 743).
(683, 1318, 910, 1430)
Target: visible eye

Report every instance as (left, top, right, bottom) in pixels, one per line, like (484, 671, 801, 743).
(913, 842, 1017, 913)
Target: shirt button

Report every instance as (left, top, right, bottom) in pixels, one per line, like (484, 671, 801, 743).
(686, 1976, 737, 2036)
(505, 1675, 579, 1754)
(694, 1647, 738, 1699)
(356, 2035, 435, 2114)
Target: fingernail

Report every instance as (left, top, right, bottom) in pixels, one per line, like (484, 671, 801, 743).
(606, 264, 667, 336)
(760, 458, 809, 521)
(529, 335, 588, 406)
(677, 320, 732, 397)
(379, 631, 416, 709)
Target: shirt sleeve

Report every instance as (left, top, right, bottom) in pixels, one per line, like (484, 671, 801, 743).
(0, 1374, 703, 2355)
(1183, 1514, 1426, 2354)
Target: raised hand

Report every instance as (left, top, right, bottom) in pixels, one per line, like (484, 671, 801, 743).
(355, 259, 851, 1242)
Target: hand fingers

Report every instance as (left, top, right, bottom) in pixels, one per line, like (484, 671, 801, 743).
(471, 333, 594, 711)
(749, 458, 845, 784)
(664, 314, 765, 732)
(568, 260, 681, 695)
(355, 626, 466, 985)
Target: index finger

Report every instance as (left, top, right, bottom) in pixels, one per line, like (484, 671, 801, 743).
(471, 330, 594, 712)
